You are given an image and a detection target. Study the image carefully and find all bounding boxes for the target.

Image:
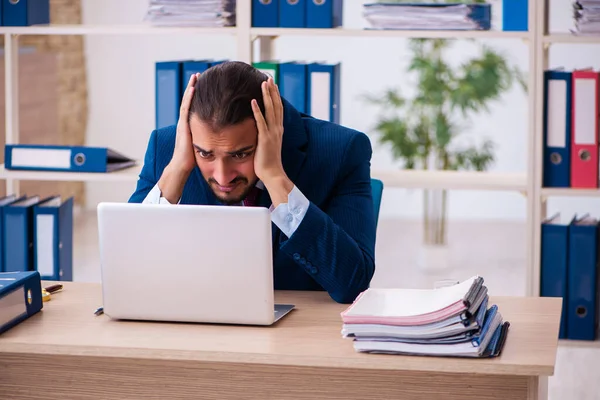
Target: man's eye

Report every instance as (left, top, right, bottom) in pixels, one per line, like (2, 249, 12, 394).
(233, 152, 248, 159)
(197, 151, 210, 158)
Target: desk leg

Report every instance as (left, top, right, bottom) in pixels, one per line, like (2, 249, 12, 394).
(528, 376, 549, 400)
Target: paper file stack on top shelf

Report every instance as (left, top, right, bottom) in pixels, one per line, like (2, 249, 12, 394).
(340, 276, 510, 358)
(573, 1, 600, 36)
(144, 0, 236, 27)
(361, 2, 492, 31)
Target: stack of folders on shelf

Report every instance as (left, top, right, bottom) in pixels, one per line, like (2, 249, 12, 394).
(156, 59, 341, 129)
(540, 213, 600, 341)
(340, 276, 510, 358)
(361, 2, 492, 31)
(542, 68, 600, 188)
(0, 194, 73, 282)
(144, 0, 236, 27)
(573, 1, 600, 36)
(252, 0, 343, 28)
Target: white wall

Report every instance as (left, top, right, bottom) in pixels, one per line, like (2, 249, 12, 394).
(81, 0, 600, 221)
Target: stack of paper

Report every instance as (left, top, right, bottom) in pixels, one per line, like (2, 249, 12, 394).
(144, 0, 236, 27)
(362, 3, 491, 31)
(340, 276, 510, 358)
(573, 1, 600, 35)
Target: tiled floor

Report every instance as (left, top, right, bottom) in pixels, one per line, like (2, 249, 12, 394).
(72, 210, 600, 399)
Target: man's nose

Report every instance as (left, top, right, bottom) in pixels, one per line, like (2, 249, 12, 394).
(213, 161, 237, 186)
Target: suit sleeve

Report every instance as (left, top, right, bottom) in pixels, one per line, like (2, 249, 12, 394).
(278, 132, 377, 304)
(128, 130, 159, 203)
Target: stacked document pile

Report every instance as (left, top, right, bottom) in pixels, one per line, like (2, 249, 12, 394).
(144, 0, 236, 27)
(362, 3, 491, 31)
(340, 276, 509, 358)
(573, 1, 600, 35)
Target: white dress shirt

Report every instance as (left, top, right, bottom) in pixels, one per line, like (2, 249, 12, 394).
(142, 181, 310, 238)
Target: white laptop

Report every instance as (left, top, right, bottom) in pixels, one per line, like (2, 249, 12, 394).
(96, 202, 295, 326)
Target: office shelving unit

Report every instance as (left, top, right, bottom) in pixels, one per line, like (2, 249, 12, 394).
(0, 1, 597, 300)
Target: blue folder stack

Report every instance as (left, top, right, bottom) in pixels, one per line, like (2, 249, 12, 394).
(155, 59, 342, 129)
(540, 213, 600, 341)
(252, 0, 343, 28)
(0, 194, 73, 282)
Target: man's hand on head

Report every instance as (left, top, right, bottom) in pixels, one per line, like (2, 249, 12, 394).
(251, 77, 293, 207)
(172, 72, 199, 174)
(157, 72, 199, 204)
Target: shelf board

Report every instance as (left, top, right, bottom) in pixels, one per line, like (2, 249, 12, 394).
(372, 170, 527, 191)
(1, 164, 526, 191)
(559, 339, 600, 348)
(0, 24, 237, 36)
(541, 188, 600, 197)
(251, 28, 529, 40)
(543, 33, 600, 44)
(0, 164, 141, 182)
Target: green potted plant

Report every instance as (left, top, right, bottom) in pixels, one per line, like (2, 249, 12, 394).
(365, 1, 527, 270)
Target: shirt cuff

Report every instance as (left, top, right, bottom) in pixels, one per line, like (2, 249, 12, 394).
(270, 185, 310, 238)
(142, 183, 178, 205)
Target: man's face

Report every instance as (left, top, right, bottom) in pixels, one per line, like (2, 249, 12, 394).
(189, 115, 259, 205)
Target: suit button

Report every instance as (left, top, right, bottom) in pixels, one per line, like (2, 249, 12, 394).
(293, 253, 300, 261)
(311, 266, 318, 274)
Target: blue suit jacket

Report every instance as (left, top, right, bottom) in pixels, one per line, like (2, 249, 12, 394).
(129, 100, 376, 303)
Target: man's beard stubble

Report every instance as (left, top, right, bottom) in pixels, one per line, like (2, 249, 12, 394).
(207, 176, 258, 205)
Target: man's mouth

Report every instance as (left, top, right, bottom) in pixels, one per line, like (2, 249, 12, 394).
(216, 183, 237, 193)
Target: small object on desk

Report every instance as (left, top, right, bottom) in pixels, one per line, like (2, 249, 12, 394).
(94, 306, 104, 316)
(44, 284, 63, 294)
(41, 289, 51, 302)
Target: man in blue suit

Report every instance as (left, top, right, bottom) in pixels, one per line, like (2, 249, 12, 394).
(129, 61, 376, 303)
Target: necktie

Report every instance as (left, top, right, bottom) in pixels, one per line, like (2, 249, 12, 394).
(242, 186, 261, 207)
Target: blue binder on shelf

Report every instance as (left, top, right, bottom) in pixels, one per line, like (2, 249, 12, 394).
(180, 59, 227, 95)
(307, 62, 340, 124)
(306, 0, 343, 28)
(156, 61, 183, 129)
(33, 196, 73, 282)
(3, 196, 43, 273)
(540, 213, 570, 339)
(0, 271, 43, 335)
(279, 62, 308, 113)
(502, 0, 528, 31)
(567, 214, 600, 341)
(252, 0, 278, 27)
(2, 0, 49, 27)
(280, 0, 305, 28)
(4, 144, 136, 173)
(181, 59, 211, 94)
(543, 69, 572, 188)
(0, 195, 25, 274)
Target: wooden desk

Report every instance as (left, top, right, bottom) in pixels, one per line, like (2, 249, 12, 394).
(0, 282, 561, 400)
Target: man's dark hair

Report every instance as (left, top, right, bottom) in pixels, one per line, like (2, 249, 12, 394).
(189, 61, 269, 132)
